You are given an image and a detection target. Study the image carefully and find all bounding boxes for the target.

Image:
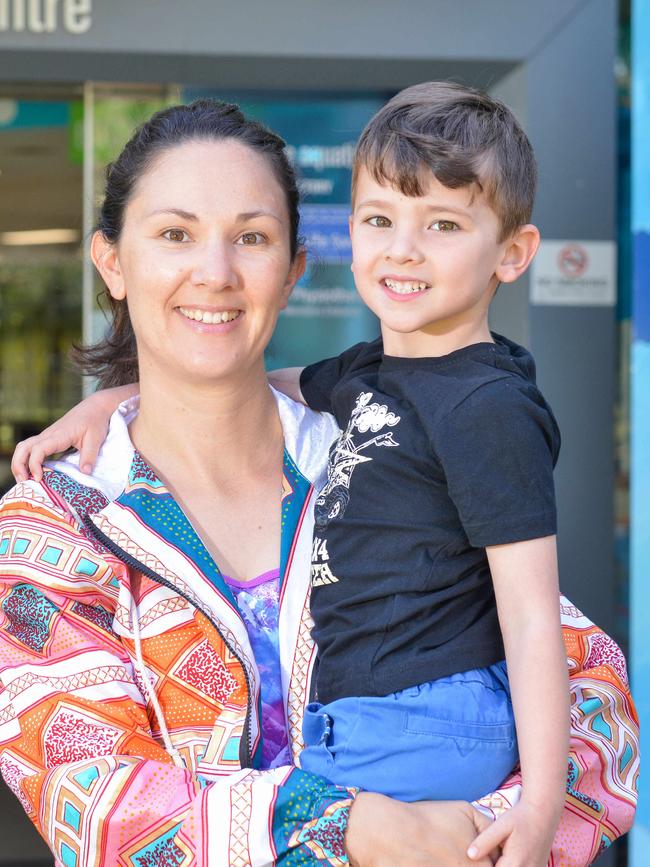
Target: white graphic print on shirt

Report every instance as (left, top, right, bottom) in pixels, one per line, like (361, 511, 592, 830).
(311, 392, 400, 587)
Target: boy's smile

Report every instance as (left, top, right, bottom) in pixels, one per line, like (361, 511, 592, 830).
(350, 167, 535, 358)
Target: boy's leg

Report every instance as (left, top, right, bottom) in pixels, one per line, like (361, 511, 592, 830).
(300, 662, 518, 802)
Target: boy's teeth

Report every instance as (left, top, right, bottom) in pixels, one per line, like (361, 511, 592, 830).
(179, 307, 241, 324)
(384, 279, 429, 294)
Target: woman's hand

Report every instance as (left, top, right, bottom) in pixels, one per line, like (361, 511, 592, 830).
(11, 384, 138, 483)
(345, 793, 496, 866)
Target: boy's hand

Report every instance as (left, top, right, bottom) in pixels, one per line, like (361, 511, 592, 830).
(467, 800, 556, 867)
(11, 384, 137, 483)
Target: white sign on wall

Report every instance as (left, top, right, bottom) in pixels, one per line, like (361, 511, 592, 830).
(0, 0, 92, 34)
(530, 240, 617, 307)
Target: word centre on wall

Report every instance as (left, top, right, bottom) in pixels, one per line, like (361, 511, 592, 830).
(0, 0, 91, 34)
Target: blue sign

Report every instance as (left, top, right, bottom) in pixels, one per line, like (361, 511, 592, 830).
(0, 100, 69, 130)
(300, 204, 351, 264)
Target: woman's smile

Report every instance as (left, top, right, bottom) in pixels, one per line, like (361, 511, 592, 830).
(176, 306, 243, 326)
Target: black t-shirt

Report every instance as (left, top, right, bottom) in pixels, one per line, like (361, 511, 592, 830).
(300, 334, 561, 704)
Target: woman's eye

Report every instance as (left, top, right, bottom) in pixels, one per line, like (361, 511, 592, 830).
(366, 215, 392, 228)
(238, 232, 265, 245)
(163, 228, 189, 242)
(431, 220, 459, 232)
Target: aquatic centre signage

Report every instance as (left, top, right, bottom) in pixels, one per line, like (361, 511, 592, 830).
(0, 0, 91, 34)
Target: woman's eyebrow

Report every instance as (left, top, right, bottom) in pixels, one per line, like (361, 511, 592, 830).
(237, 210, 283, 223)
(145, 208, 283, 223)
(147, 208, 198, 221)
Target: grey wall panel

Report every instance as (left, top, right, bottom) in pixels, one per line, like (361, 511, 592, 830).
(0, 49, 514, 90)
(488, 63, 531, 349)
(525, 0, 618, 648)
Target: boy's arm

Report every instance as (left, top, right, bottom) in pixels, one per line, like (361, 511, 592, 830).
(12, 383, 138, 482)
(491, 536, 569, 814)
(284, 340, 376, 414)
(469, 536, 569, 865)
(432, 385, 638, 861)
(267, 366, 306, 404)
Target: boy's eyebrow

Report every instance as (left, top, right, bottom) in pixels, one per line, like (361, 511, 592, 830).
(355, 198, 393, 210)
(355, 199, 472, 217)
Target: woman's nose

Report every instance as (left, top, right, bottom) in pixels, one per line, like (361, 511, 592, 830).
(191, 239, 238, 289)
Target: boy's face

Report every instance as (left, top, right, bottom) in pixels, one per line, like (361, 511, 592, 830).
(350, 166, 515, 357)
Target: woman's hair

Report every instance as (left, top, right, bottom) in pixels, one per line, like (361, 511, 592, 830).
(73, 99, 301, 388)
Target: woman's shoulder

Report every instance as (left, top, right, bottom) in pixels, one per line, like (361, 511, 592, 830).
(272, 388, 339, 482)
(0, 401, 135, 540)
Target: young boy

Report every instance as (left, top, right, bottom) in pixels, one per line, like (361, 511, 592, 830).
(270, 82, 569, 866)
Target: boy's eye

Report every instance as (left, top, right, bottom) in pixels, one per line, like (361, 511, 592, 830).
(238, 231, 266, 245)
(163, 228, 190, 242)
(431, 220, 459, 232)
(366, 215, 392, 228)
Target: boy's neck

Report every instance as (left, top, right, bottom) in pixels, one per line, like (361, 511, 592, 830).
(381, 319, 494, 358)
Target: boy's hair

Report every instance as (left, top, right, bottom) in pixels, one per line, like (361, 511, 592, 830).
(352, 81, 536, 241)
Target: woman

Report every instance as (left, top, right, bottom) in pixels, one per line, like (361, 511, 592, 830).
(2, 100, 639, 866)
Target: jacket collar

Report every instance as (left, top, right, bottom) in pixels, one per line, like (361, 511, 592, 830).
(45, 388, 338, 597)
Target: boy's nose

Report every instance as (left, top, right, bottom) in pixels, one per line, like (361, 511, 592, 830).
(384, 232, 425, 264)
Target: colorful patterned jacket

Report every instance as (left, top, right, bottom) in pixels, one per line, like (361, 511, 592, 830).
(0, 393, 639, 866)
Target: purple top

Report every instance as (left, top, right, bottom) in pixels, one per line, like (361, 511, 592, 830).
(223, 568, 291, 769)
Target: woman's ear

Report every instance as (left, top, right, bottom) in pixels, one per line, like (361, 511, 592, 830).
(495, 224, 541, 284)
(279, 247, 307, 309)
(91, 231, 126, 301)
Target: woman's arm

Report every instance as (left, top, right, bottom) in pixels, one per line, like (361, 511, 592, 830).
(11, 383, 138, 482)
(472, 593, 639, 865)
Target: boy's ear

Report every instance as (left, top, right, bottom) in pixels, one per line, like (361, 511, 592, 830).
(91, 231, 126, 301)
(495, 224, 541, 284)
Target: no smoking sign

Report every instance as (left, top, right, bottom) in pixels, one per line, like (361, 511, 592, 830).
(531, 240, 616, 306)
(557, 244, 589, 279)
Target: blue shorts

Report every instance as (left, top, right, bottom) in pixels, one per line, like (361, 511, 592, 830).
(300, 661, 518, 802)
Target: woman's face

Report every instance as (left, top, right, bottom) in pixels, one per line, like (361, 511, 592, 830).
(93, 139, 304, 387)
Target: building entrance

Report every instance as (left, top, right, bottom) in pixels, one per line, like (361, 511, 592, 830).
(0, 84, 83, 495)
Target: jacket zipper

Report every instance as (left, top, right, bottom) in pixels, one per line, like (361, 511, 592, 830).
(83, 514, 254, 768)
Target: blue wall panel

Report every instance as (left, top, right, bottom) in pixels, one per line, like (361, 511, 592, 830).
(630, 1, 650, 861)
